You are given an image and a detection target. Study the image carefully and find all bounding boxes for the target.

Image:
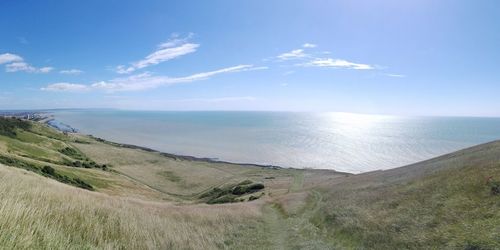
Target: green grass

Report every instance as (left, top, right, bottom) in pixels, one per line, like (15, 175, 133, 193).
(0, 117, 31, 137)
(308, 142, 500, 249)
(0, 154, 94, 190)
(157, 170, 182, 182)
(200, 180, 265, 204)
(59, 146, 86, 160)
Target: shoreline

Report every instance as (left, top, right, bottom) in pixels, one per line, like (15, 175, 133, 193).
(4, 110, 493, 175)
(86, 134, 288, 170)
(36, 113, 339, 172)
(41, 112, 351, 173)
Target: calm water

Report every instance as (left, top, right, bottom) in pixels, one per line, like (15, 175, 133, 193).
(51, 110, 500, 173)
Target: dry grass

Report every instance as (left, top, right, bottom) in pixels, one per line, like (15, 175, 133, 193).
(72, 137, 300, 200)
(310, 141, 500, 249)
(0, 165, 262, 249)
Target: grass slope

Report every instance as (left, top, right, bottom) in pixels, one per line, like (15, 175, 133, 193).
(310, 141, 500, 249)
(0, 117, 498, 249)
(0, 166, 261, 249)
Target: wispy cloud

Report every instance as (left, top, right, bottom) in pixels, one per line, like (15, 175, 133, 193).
(116, 34, 199, 74)
(302, 43, 317, 48)
(301, 58, 373, 70)
(43, 64, 266, 92)
(274, 44, 374, 71)
(60, 69, 84, 75)
(277, 49, 308, 60)
(386, 73, 406, 78)
(41, 82, 90, 92)
(5, 62, 53, 73)
(0, 53, 53, 73)
(0, 53, 23, 64)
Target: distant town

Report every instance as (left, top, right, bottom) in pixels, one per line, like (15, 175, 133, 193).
(0, 111, 47, 121)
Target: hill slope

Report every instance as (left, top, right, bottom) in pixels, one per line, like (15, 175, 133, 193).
(310, 141, 500, 249)
(0, 117, 498, 249)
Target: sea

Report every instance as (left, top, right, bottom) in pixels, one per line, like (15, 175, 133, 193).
(50, 110, 500, 173)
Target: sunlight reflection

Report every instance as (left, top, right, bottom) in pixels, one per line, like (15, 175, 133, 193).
(315, 112, 396, 143)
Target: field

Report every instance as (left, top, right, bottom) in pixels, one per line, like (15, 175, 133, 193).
(0, 117, 498, 249)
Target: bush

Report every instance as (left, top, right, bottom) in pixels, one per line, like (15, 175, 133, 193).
(0, 155, 94, 191)
(231, 183, 264, 195)
(0, 117, 31, 137)
(202, 181, 265, 204)
(489, 181, 500, 196)
(42, 166, 55, 176)
(207, 195, 237, 204)
(72, 178, 94, 190)
(69, 159, 107, 170)
(248, 183, 265, 192)
(486, 177, 500, 196)
(248, 195, 259, 201)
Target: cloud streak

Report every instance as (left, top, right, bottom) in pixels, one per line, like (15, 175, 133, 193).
(301, 58, 373, 70)
(43, 64, 266, 92)
(0, 53, 53, 73)
(277, 49, 307, 60)
(60, 69, 84, 75)
(41, 82, 90, 92)
(386, 73, 406, 78)
(116, 35, 199, 74)
(275, 44, 373, 71)
(302, 43, 317, 48)
(6, 62, 53, 73)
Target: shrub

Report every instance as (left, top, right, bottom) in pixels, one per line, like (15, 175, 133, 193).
(207, 195, 237, 204)
(202, 181, 265, 204)
(0, 155, 93, 191)
(248, 195, 259, 201)
(248, 183, 265, 191)
(489, 181, 500, 196)
(0, 117, 31, 137)
(72, 178, 94, 190)
(486, 177, 500, 196)
(42, 166, 55, 176)
(231, 183, 264, 195)
(59, 147, 86, 160)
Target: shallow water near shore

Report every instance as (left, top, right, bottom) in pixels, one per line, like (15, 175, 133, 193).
(51, 110, 500, 173)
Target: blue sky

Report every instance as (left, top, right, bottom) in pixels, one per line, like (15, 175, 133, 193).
(0, 0, 499, 116)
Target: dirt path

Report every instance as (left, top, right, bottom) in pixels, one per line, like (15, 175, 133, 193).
(258, 171, 331, 249)
(289, 171, 304, 193)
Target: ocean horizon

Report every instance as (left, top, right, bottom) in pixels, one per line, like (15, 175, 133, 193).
(51, 110, 500, 173)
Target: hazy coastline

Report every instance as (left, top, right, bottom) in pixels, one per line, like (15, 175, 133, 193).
(46, 110, 500, 173)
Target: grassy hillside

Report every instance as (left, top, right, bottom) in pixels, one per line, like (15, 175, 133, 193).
(0, 117, 498, 249)
(0, 166, 262, 249)
(310, 141, 500, 249)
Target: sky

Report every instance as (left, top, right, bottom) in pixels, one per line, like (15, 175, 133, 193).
(0, 0, 499, 116)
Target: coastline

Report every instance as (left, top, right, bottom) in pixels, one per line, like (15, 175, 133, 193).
(86, 134, 286, 170)
(36, 112, 291, 171)
(4, 110, 499, 175)
(42, 115, 353, 173)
